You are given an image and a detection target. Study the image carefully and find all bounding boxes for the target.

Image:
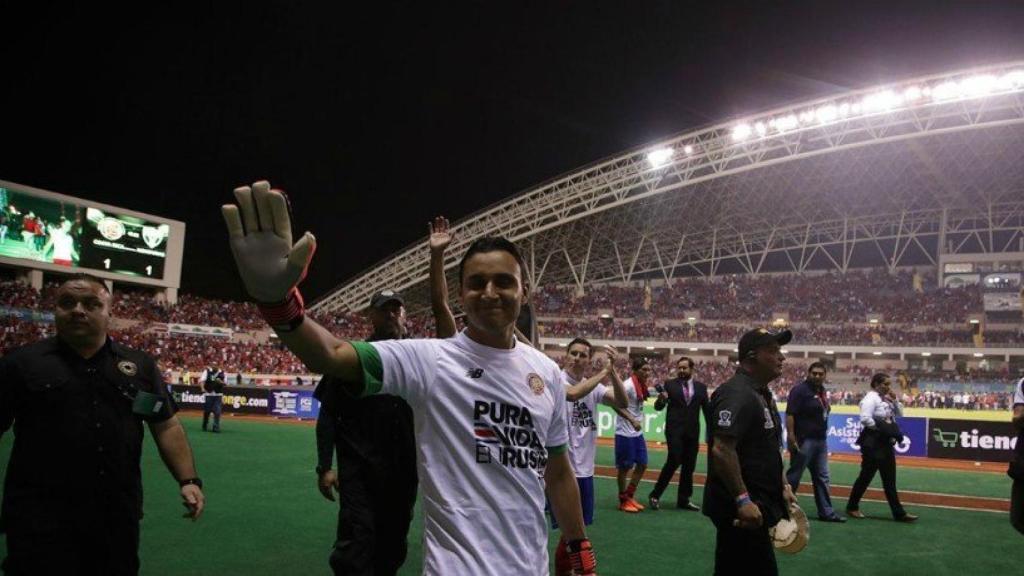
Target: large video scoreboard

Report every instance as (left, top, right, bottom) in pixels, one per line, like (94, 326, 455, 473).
(0, 179, 185, 288)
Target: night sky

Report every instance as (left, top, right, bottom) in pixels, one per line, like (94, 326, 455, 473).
(2, 1, 1023, 301)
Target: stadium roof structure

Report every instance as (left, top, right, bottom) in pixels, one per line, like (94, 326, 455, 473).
(312, 61, 1024, 314)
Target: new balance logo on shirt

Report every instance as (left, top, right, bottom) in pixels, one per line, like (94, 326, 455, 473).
(466, 368, 485, 379)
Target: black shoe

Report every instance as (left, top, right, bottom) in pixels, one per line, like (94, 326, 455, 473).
(677, 502, 700, 512)
(819, 515, 847, 523)
(895, 513, 918, 523)
(648, 496, 660, 511)
(846, 509, 865, 519)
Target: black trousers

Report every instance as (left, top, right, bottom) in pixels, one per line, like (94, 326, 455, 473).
(847, 443, 906, 518)
(713, 523, 777, 576)
(329, 457, 417, 576)
(650, 434, 699, 505)
(3, 514, 139, 576)
(1011, 479, 1024, 535)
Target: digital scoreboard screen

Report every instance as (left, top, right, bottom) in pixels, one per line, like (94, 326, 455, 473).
(0, 185, 172, 280)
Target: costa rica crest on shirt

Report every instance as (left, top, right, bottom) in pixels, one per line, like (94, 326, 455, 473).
(527, 373, 545, 396)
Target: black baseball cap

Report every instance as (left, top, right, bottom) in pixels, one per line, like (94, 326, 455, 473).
(369, 289, 404, 310)
(738, 328, 792, 360)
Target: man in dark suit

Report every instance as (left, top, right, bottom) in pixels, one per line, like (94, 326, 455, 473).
(649, 357, 710, 511)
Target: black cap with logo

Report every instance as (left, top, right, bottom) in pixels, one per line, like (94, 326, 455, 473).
(738, 328, 793, 360)
(369, 289, 404, 310)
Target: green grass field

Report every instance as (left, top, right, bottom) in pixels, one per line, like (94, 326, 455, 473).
(1, 414, 1022, 575)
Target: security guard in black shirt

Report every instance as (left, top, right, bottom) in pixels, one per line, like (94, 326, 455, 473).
(0, 274, 205, 575)
(704, 328, 798, 576)
(313, 289, 417, 576)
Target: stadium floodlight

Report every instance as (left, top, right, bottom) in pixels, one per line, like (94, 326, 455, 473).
(647, 147, 674, 168)
(731, 124, 752, 141)
(687, 316, 697, 321)
(683, 144, 694, 155)
(824, 350, 835, 355)
(969, 319, 980, 324)
(973, 353, 984, 358)
(869, 318, 879, 324)
(922, 352, 932, 357)
(780, 349, 788, 354)
(599, 313, 612, 319)
(645, 346, 655, 350)
(872, 351, 883, 356)
(689, 347, 699, 351)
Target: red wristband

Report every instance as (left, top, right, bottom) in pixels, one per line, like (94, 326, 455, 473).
(567, 538, 596, 575)
(258, 288, 305, 332)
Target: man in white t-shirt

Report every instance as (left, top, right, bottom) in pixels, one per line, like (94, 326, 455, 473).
(551, 337, 627, 575)
(614, 357, 653, 513)
(221, 181, 598, 575)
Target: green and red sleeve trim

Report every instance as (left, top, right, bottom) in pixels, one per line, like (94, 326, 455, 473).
(349, 341, 384, 397)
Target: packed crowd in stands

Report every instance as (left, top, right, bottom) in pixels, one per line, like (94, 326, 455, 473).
(1, 275, 1020, 411)
(534, 270, 984, 324)
(536, 318, 1022, 347)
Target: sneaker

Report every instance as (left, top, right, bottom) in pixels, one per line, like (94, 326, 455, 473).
(895, 513, 919, 523)
(648, 496, 660, 511)
(819, 514, 846, 523)
(846, 509, 866, 519)
(677, 502, 701, 512)
(619, 500, 641, 513)
(628, 497, 645, 511)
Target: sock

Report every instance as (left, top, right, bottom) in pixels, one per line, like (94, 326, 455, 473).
(619, 491, 629, 503)
(626, 484, 637, 499)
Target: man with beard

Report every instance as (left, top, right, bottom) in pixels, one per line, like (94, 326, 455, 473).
(649, 356, 709, 512)
(785, 362, 844, 522)
(703, 328, 798, 576)
(313, 289, 417, 576)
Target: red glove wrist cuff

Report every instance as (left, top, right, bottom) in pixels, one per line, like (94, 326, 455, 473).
(258, 288, 305, 332)
(567, 538, 596, 575)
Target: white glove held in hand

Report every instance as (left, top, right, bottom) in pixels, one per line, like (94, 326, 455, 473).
(221, 180, 316, 304)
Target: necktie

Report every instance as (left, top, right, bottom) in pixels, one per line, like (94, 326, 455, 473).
(683, 381, 691, 404)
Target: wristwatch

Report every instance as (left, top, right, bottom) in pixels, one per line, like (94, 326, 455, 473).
(179, 477, 203, 489)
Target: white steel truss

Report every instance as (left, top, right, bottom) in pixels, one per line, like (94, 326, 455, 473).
(312, 62, 1024, 313)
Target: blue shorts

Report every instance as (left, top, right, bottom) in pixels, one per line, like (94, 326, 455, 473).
(550, 476, 595, 528)
(614, 434, 648, 469)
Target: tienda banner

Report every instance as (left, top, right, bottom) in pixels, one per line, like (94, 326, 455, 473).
(927, 418, 1020, 462)
(826, 414, 928, 457)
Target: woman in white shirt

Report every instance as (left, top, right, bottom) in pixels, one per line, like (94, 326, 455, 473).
(845, 373, 919, 522)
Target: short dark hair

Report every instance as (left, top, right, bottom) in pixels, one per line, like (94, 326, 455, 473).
(458, 236, 530, 285)
(808, 362, 827, 374)
(60, 273, 109, 294)
(631, 356, 649, 372)
(676, 356, 695, 369)
(567, 337, 592, 353)
(870, 373, 889, 388)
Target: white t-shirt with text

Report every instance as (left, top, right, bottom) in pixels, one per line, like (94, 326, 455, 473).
(564, 370, 607, 478)
(615, 375, 646, 438)
(369, 331, 568, 575)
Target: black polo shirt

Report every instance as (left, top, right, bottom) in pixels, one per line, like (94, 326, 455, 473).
(703, 368, 786, 528)
(314, 333, 416, 478)
(785, 379, 830, 441)
(0, 336, 176, 531)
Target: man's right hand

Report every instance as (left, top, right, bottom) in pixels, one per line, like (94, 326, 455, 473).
(428, 215, 453, 255)
(317, 469, 339, 502)
(221, 181, 316, 304)
(788, 439, 801, 455)
(733, 501, 763, 530)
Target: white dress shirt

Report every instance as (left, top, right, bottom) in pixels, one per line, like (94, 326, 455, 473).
(859, 389, 903, 429)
